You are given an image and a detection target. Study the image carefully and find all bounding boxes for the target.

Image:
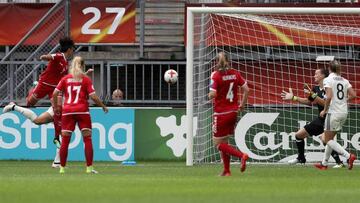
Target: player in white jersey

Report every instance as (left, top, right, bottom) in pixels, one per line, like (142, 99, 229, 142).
(315, 60, 357, 170)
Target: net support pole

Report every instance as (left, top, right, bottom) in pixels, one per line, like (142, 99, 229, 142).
(186, 9, 194, 166)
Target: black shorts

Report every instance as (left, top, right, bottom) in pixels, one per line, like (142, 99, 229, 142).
(304, 117, 325, 136)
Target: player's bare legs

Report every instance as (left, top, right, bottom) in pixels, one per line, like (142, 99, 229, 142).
(34, 112, 53, 124)
(26, 94, 39, 106)
(213, 136, 248, 176)
(82, 129, 97, 174)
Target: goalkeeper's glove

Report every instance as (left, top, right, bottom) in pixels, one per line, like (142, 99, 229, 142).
(281, 88, 297, 101)
(304, 83, 317, 99)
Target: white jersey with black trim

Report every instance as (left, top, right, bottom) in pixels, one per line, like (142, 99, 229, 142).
(323, 72, 352, 114)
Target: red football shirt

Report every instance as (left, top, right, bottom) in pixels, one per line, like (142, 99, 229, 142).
(210, 68, 246, 113)
(55, 74, 95, 115)
(38, 53, 68, 87)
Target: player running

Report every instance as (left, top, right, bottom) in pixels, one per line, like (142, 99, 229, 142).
(281, 67, 344, 168)
(314, 60, 357, 170)
(209, 52, 249, 176)
(53, 56, 108, 174)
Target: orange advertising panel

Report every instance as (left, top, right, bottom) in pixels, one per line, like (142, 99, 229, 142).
(71, 0, 136, 44)
(0, 4, 53, 45)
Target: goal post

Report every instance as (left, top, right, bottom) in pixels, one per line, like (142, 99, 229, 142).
(186, 8, 194, 166)
(186, 7, 360, 166)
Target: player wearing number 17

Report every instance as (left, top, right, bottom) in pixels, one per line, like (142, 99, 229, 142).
(208, 52, 250, 176)
(53, 56, 108, 174)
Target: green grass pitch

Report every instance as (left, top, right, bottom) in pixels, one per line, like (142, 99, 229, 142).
(0, 161, 359, 203)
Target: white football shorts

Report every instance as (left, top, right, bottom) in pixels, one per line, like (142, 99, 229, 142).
(324, 113, 347, 132)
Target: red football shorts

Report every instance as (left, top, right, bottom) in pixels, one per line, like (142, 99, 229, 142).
(61, 114, 92, 132)
(28, 82, 55, 100)
(212, 111, 238, 138)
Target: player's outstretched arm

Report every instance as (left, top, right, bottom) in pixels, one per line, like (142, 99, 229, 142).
(90, 94, 108, 113)
(40, 54, 52, 61)
(85, 69, 94, 75)
(281, 88, 311, 105)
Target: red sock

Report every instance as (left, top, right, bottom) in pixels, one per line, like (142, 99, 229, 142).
(60, 135, 71, 167)
(218, 143, 243, 158)
(53, 109, 62, 139)
(83, 136, 93, 166)
(221, 151, 230, 172)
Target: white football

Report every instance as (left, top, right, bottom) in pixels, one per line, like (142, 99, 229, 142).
(164, 69, 178, 84)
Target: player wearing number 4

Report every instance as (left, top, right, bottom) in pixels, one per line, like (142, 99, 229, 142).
(53, 56, 108, 174)
(281, 68, 344, 168)
(315, 60, 357, 170)
(209, 52, 249, 176)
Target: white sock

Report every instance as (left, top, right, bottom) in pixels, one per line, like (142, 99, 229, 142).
(53, 148, 60, 163)
(322, 144, 332, 166)
(327, 140, 350, 159)
(14, 105, 37, 121)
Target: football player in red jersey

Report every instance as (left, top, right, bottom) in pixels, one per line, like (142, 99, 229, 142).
(53, 56, 108, 174)
(3, 37, 75, 150)
(208, 52, 250, 176)
(28, 37, 74, 106)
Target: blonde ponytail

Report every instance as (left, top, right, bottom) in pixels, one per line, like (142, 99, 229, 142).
(70, 56, 85, 81)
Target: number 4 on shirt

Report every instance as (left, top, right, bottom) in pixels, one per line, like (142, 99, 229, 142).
(226, 82, 234, 102)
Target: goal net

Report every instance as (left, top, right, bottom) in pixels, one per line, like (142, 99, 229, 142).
(186, 7, 360, 165)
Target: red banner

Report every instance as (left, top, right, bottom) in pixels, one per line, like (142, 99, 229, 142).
(186, 3, 360, 46)
(71, 0, 136, 44)
(0, 4, 53, 45)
